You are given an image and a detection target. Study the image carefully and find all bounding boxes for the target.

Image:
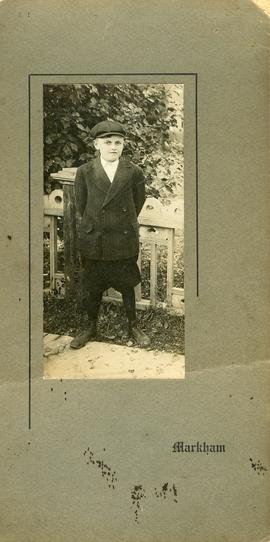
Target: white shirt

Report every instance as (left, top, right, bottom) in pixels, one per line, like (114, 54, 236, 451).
(100, 157, 119, 183)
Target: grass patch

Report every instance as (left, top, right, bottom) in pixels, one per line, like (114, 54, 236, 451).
(44, 293, 184, 355)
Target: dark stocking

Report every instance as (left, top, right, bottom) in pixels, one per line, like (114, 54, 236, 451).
(84, 291, 103, 322)
(121, 288, 136, 324)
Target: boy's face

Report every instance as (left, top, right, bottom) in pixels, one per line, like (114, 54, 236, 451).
(94, 135, 124, 162)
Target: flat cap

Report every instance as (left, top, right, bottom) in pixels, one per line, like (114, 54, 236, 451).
(90, 120, 126, 139)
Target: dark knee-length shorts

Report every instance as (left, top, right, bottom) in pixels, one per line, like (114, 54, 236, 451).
(82, 257, 141, 295)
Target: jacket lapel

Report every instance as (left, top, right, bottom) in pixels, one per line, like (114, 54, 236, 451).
(102, 158, 132, 208)
(91, 157, 112, 193)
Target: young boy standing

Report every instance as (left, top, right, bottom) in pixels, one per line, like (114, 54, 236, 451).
(70, 119, 150, 349)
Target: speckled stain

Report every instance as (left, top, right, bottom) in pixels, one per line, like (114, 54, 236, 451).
(154, 482, 178, 503)
(249, 457, 267, 475)
(83, 447, 118, 490)
(130, 485, 146, 524)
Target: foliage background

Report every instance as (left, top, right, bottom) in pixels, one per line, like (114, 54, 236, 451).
(43, 83, 184, 202)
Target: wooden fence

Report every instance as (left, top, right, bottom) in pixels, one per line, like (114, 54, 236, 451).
(44, 168, 184, 314)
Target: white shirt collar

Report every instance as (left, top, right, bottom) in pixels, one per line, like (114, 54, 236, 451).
(100, 157, 119, 170)
(100, 157, 119, 182)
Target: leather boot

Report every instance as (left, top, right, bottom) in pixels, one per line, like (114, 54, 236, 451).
(70, 321, 97, 349)
(129, 320, 151, 348)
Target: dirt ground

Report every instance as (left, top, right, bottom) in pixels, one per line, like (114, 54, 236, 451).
(43, 333, 185, 379)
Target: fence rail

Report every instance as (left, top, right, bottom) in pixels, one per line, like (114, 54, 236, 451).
(44, 168, 184, 314)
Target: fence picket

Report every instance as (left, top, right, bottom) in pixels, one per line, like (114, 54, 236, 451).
(150, 242, 158, 307)
(135, 245, 142, 302)
(166, 229, 174, 307)
(45, 174, 184, 314)
(49, 216, 57, 290)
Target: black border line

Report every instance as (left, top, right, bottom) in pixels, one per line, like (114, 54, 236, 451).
(28, 72, 199, 429)
(195, 73, 199, 296)
(29, 73, 197, 76)
(28, 74, 32, 430)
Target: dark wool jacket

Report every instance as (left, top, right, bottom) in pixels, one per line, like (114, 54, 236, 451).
(75, 156, 146, 260)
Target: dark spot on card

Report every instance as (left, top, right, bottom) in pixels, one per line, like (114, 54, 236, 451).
(51, 388, 53, 391)
(250, 396, 254, 400)
(130, 485, 146, 523)
(249, 457, 267, 475)
(154, 482, 178, 503)
(83, 447, 118, 490)
(7, 235, 12, 240)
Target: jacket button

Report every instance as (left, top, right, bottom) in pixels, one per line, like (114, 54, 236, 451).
(102, 209, 105, 213)
(122, 208, 127, 213)
(102, 228, 107, 234)
(123, 230, 128, 234)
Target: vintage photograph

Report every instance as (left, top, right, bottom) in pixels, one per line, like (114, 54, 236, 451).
(43, 83, 184, 379)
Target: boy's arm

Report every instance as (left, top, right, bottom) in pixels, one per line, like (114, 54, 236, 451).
(74, 167, 87, 218)
(133, 167, 146, 216)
